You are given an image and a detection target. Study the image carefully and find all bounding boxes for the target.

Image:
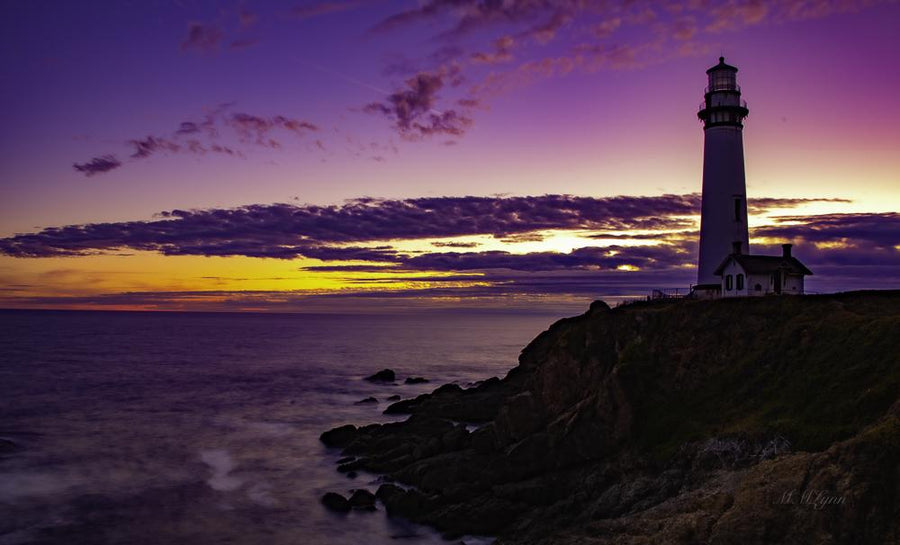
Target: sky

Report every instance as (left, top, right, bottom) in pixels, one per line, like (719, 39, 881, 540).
(1, 0, 898, 313)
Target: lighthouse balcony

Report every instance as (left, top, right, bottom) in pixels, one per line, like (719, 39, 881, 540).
(698, 99, 748, 112)
(704, 83, 741, 94)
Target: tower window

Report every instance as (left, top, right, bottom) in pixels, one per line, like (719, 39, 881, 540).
(734, 198, 741, 221)
(725, 275, 733, 290)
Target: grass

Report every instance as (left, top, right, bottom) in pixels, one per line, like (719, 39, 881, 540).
(592, 291, 900, 460)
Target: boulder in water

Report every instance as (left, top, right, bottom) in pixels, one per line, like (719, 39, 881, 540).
(349, 489, 377, 510)
(365, 369, 396, 382)
(320, 424, 358, 447)
(321, 492, 351, 513)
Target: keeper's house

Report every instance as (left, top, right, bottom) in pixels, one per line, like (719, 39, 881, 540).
(714, 243, 812, 297)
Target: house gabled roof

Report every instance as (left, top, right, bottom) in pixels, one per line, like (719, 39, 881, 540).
(713, 254, 813, 277)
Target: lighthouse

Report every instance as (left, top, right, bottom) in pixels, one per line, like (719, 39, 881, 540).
(690, 57, 812, 299)
(696, 57, 750, 288)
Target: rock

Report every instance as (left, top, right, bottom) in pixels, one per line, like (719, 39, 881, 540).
(338, 459, 364, 473)
(320, 492, 351, 513)
(323, 291, 900, 544)
(383, 381, 503, 422)
(386, 395, 401, 401)
(494, 391, 541, 443)
(405, 377, 429, 384)
(384, 398, 417, 414)
(434, 383, 463, 394)
(355, 397, 378, 405)
(470, 423, 498, 454)
(375, 483, 404, 503)
(336, 456, 355, 464)
(320, 424, 358, 448)
(471, 376, 501, 388)
(378, 486, 430, 519)
(348, 489, 377, 510)
(365, 369, 395, 382)
(589, 300, 611, 314)
(441, 425, 469, 451)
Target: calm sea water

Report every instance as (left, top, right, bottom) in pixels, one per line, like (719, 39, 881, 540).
(0, 309, 566, 544)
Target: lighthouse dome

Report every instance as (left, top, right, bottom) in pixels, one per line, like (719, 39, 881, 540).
(706, 56, 739, 73)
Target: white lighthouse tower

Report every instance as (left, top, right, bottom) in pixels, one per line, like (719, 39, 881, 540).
(696, 57, 750, 290)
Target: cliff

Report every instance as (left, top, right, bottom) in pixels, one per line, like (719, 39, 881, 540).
(322, 291, 900, 544)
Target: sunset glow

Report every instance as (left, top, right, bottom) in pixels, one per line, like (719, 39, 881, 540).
(2, 1, 898, 311)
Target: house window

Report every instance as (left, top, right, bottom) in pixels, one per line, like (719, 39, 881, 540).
(736, 274, 745, 290)
(755, 284, 762, 292)
(725, 275, 733, 290)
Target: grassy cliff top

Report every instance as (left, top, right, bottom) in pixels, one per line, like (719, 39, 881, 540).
(530, 290, 900, 459)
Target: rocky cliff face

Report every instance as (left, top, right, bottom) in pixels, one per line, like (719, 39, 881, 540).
(322, 291, 900, 544)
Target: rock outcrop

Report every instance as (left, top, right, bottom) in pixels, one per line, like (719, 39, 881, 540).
(322, 291, 900, 544)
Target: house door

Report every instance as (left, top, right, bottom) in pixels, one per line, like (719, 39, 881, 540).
(773, 272, 782, 294)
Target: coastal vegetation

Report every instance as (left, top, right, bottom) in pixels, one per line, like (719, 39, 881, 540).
(322, 291, 900, 544)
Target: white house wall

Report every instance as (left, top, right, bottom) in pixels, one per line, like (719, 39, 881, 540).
(783, 274, 804, 294)
(720, 259, 749, 298)
(747, 273, 772, 296)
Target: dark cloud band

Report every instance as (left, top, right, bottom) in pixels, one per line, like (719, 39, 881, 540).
(0, 194, 866, 266)
(1, 193, 895, 306)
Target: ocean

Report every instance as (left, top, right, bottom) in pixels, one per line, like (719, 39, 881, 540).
(0, 308, 567, 544)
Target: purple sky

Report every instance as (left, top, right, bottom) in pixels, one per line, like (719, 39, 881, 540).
(1, 1, 899, 312)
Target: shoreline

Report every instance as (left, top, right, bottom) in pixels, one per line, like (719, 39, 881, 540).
(320, 291, 900, 544)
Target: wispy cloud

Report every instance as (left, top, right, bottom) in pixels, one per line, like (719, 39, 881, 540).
(706, 0, 769, 32)
(378, 242, 694, 273)
(173, 1, 891, 147)
(229, 38, 260, 50)
(369, 0, 895, 125)
(471, 36, 516, 65)
(73, 105, 316, 176)
(127, 135, 241, 160)
(375, 0, 888, 39)
(239, 9, 258, 28)
(363, 69, 476, 139)
(292, 1, 360, 20)
(755, 212, 900, 250)
(129, 136, 181, 159)
(227, 113, 318, 147)
(181, 22, 224, 53)
(72, 155, 122, 177)
(372, 0, 566, 37)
